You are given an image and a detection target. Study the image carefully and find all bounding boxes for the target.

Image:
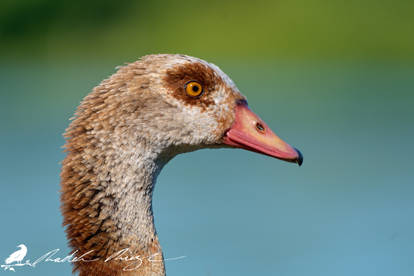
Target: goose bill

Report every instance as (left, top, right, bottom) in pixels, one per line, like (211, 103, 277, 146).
(223, 102, 303, 166)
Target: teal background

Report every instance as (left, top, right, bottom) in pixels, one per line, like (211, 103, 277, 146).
(0, 1, 413, 275)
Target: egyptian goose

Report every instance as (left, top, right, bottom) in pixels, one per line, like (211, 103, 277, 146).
(61, 54, 302, 276)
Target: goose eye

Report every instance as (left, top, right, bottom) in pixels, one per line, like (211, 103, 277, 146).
(185, 81, 203, 97)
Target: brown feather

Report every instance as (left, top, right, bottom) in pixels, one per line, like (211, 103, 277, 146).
(61, 54, 245, 275)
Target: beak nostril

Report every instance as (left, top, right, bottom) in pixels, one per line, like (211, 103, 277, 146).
(255, 122, 265, 133)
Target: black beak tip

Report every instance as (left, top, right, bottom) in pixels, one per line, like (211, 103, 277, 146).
(294, 148, 303, 166)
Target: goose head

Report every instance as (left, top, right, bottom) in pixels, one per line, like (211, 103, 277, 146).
(61, 54, 302, 276)
(77, 54, 301, 162)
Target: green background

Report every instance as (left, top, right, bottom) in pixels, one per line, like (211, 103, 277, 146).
(0, 1, 413, 275)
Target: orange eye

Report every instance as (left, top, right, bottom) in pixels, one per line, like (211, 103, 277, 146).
(185, 81, 203, 97)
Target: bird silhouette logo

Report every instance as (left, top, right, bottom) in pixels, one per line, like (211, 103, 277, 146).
(3, 244, 27, 272)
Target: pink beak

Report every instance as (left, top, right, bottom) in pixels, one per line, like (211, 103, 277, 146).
(223, 101, 303, 166)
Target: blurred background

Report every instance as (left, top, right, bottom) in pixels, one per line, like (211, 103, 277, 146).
(0, 0, 413, 275)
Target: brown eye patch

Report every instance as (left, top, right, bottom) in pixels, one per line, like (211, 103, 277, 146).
(164, 62, 224, 109)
